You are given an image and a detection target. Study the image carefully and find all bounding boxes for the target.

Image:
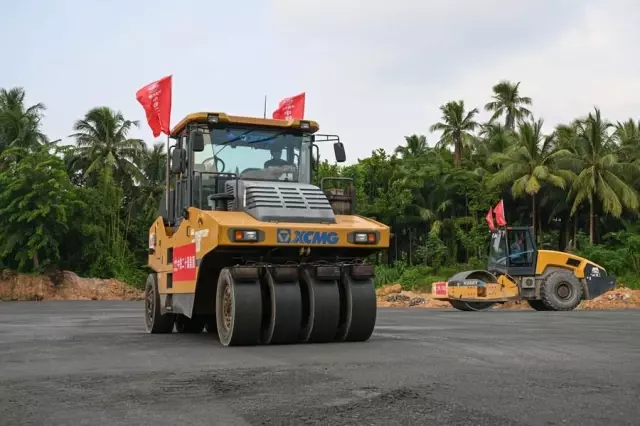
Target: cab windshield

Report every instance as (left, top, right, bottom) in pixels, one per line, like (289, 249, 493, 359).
(488, 230, 508, 266)
(193, 126, 307, 183)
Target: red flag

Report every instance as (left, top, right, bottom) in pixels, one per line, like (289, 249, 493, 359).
(494, 200, 507, 227)
(272, 92, 305, 120)
(136, 75, 172, 137)
(486, 207, 496, 231)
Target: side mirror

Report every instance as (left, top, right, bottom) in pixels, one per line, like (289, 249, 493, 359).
(333, 142, 346, 163)
(190, 130, 205, 152)
(171, 148, 186, 174)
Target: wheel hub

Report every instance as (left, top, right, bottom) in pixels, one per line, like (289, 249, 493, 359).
(222, 284, 233, 332)
(556, 283, 571, 299)
(145, 285, 154, 323)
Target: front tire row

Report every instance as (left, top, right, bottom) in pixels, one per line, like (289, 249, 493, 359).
(143, 265, 378, 346)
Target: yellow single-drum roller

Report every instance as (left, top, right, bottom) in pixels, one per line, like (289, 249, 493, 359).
(431, 226, 616, 311)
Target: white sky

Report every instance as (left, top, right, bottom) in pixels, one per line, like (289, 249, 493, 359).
(2, 0, 639, 164)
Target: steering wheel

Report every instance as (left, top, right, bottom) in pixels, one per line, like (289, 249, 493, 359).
(241, 168, 262, 174)
(202, 156, 225, 173)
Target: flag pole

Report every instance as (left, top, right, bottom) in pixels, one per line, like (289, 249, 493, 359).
(165, 133, 170, 215)
(263, 95, 267, 118)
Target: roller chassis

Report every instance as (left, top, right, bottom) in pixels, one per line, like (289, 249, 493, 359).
(145, 260, 378, 346)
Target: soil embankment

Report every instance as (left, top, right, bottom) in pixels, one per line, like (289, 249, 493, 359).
(0, 270, 143, 301)
(376, 283, 640, 310)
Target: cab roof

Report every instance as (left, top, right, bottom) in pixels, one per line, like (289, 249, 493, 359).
(170, 112, 320, 138)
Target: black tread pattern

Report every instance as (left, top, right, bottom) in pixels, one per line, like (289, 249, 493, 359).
(335, 274, 377, 342)
(261, 271, 302, 345)
(540, 270, 583, 311)
(299, 268, 340, 343)
(216, 268, 263, 346)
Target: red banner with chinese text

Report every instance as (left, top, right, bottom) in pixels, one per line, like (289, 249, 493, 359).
(173, 243, 196, 281)
(272, 92, 305, 120)
(136, 75, 172, 137)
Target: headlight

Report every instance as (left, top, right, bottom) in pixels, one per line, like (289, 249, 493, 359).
(207, 114, 220, 124)
(351, 231, 377, 244)
(233, 230, 258, 242)
(299, 121, 310, 129)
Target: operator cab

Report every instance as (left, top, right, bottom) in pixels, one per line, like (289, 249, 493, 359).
(159, 112, 348, 227)
(487, 226, 537, 277)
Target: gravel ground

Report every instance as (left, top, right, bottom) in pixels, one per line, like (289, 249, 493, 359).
(1, 301, 639, 425)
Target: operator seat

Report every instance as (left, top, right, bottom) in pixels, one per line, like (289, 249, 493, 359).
(193, 160, 218, 209)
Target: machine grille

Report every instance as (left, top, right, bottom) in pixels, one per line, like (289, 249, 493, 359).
(245, 185, 333, 211)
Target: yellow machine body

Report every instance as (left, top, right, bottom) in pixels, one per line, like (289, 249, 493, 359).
(148, 209, 390, 294)
(144, 111, 390, 345)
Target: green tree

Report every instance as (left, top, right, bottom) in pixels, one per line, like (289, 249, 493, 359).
(429, 100, 480, 167)
(488, 118, 575, 240)
(0, 87, 49, 155)
(394, 134, 428, 158)
(0, 145, 80, 271)
(566, 108, 640, 242)
(66, 106, 146, 188)
(484, 80, 533, 131)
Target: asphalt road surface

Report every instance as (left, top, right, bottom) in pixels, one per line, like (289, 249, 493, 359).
(1, 302, 639, 426)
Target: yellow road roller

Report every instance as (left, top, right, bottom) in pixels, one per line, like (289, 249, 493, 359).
(432, 226, 616, 311)
(145, 112, 390, 345)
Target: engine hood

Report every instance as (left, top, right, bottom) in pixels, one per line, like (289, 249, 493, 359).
(225, 179, 337, 224)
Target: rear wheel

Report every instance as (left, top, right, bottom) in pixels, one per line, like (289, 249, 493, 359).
(144, 273, 174, 333)
(215, 267, 263, 346)
(540, 270, 583, 311)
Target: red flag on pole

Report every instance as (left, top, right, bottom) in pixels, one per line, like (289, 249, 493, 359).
(486, 207, 496, 231)
(494, 200, 507, 227)
(136, 75, 172, 137)
(272, 92, 305, 120)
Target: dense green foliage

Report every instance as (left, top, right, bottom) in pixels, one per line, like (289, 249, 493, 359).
(1, 81, 639, 290)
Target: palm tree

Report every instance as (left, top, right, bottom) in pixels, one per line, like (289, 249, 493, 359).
(394, 134, 428, 158)
(484, 80, 533, 131)
(0, 87, 49, 155)
(613, 118, 640, 163)
(565, 108, 640, 243)
(473, 122, 515, 172)
(67, 106, 146, 187)
(488, 118, 575, 240)
(429, 100, 479, 167)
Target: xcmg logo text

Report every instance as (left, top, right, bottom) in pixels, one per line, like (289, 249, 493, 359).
(276, 228, 339, 245)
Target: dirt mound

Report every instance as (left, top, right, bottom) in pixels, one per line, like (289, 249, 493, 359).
(376, 285, 450, 308)
(376, 283, 640, 310)
(0, 270, 143, 301)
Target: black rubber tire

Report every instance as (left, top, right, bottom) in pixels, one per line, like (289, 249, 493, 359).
(540, 270, 583, 311)
(335, 274, 377, 342)
(144, 273, 174, 333)
(175, 314, 205, 333)
(299, 268, 340, 343)
(215, 268, 263, 346)
(526, 300, 551, 311)
(261, 269, 302, 345)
